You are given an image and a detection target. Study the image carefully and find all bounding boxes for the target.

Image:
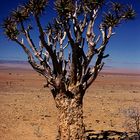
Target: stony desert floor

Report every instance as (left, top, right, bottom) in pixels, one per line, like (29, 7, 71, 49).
(0, 67, 140, 140)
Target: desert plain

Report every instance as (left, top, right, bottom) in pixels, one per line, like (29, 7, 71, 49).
(0, 62, 140, 140)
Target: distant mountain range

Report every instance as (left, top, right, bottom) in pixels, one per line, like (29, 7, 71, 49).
(0, 60, 28, 64)
(0, 60, 139, 75)
(0, 60, 31, 70)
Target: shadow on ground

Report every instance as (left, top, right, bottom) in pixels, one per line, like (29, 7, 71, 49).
(86, 130, 140, 140)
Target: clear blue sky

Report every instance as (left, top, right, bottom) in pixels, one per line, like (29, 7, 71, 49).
(0, 0, 140, 72)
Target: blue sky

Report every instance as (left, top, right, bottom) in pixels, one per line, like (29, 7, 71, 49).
(0, 0, 140, 72)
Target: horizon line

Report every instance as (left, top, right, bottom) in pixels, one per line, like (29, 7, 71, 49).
(0, 59, 140, 75)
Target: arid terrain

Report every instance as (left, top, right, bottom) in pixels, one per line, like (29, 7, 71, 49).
(0, 63, 140, 140)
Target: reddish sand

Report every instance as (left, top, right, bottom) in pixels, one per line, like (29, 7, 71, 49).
(0, 66, 140, 140)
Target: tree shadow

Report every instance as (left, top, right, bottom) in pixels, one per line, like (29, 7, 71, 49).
(86, 130, 139, 140)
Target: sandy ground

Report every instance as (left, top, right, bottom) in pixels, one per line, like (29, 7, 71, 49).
(0, 67, 140, 140)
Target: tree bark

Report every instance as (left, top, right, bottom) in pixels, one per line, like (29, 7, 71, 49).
(54, 90, 86, 140)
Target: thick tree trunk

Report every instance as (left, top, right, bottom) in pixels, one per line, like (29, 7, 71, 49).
(54, 91, 86, 140)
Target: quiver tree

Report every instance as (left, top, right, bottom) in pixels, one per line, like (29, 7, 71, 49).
(2, 0, 135, 139)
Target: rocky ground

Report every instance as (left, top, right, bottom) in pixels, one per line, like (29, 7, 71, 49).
(0, 67, 140, 140)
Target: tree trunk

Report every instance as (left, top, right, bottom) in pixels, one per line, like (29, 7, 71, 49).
(54, 90, 86, 140)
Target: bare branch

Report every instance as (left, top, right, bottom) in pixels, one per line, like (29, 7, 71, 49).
(20, 22, 43, 62)
(85, 9, 99, 66)
(34, 15, 61, 75)
(80, 13, 87, 33)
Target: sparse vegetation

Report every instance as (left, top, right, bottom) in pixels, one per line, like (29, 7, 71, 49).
(123, 107, 140, 139)
(2, 0, 135, 139)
